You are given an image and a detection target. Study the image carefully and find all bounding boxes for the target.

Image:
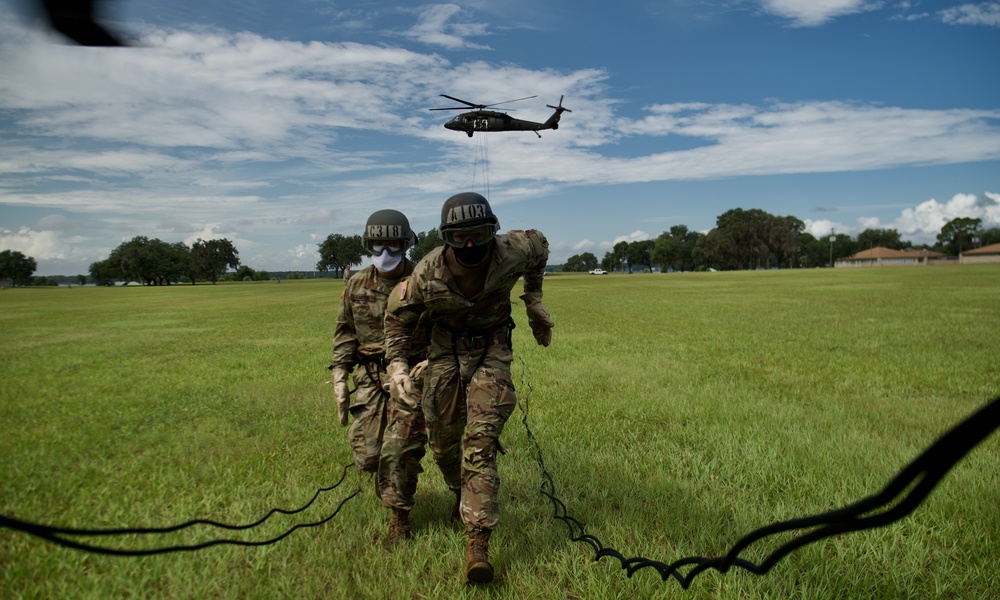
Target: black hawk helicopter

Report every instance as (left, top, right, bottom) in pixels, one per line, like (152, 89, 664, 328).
(431, 95, 571, 137)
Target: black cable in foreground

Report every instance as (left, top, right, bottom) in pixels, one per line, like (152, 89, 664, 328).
(1, 462, 363, 556)
(517, 359, 999, 588)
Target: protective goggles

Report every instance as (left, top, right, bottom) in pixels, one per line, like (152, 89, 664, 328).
(442, 224, 496, 248)
(365, 240, 406, 255)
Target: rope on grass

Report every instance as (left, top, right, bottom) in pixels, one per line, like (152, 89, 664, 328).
(517, 357, 999, 588)
(0, 462, 364, 556)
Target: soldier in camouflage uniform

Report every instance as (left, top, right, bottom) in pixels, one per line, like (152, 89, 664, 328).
(383, 192, 554, 583)
(330, 210, 428, 512)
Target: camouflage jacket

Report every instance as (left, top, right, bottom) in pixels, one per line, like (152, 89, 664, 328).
(332, 262, 428, 369)
(384, 230, 548, 363)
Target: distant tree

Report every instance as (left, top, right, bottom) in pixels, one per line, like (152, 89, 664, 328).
(317, 234, 365, 277)
(652, 225, 703, 272)
(612, 241, 629, 272)
(233, 265, 257, 281)
(410, 229, 445, 264)
(937, 217, 982, 255)
(562, 252, 598, 272)
(769, 216, 805, 269)
(0, 250, 37, 286)
(159, 241, 190, 285)
(190, 238, 240, 284)
(76, 274, 88, 286)
(600, 251, 615, 272)
(695, 230, 736, 271)
(89, 258, 120, 285)
(796, 233, 827, 268)
(100, 237, 192, 285)
(626, 240, 655, 273)
(979, 227, 1000, 246)
(856, 228, 909, 251)
(829, 232, 857, 265)
(288, 271, 305, 280)
(714, 208, 776, 270)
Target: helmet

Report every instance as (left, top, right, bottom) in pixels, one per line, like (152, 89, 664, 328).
(363, 209, 416, 255)
(439, 192, 499, 247)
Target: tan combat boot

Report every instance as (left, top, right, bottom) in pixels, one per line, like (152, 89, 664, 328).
(386, 508, 412, 546)
(465, 529, 494, 583)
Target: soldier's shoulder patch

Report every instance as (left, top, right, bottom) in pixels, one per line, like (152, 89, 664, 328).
(399, 279, 408, 300)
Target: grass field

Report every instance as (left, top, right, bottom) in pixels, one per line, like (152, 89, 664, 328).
(1, 267, 998, 599)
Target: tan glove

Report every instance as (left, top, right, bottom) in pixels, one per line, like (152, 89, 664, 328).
(331, 366, 351, 426)
(409, 359, 428, 382)
(521, 292, 554, 347)
(386, 360, 418, 409)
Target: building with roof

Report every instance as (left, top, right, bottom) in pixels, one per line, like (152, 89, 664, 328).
(835, 247, 953, 268)
(960, 242, 1000, 265)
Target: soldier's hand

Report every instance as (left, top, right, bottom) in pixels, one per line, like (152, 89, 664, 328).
(386, 360, 418, 409)
(409, 359, 428, 382)
(521, 292, 554, 347)
(331, 366, 351, 426)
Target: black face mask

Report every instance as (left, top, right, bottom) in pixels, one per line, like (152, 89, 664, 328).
(453, 240, 490, 266)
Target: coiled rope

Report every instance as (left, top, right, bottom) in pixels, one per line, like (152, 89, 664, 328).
(0, 462, 363, 556)
(517, 356, 999, 588)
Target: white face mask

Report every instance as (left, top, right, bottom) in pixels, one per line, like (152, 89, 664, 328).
(372, 249, 403, 273)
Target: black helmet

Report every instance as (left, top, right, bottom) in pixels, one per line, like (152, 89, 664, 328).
(439, 192, 499, 247)
(363, 209, 416, 254)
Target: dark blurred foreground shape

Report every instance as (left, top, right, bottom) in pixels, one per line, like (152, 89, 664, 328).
(41, 0, 126, 46)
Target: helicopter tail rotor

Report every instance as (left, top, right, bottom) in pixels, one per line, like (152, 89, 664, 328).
(546, 95, 572, 113)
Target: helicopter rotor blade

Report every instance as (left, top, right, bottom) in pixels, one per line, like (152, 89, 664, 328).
(484, 95, 537, 108)
(429, 93, 539, 112)
(440, 95, 485, 108)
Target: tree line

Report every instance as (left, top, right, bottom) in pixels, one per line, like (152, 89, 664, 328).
(562, 211, 1000, 273)
(315, 229, 445, 276)
(3, 213, 997, 286)
(88, 237, 241, 285)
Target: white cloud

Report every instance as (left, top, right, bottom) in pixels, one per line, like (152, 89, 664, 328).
(759, 0, 878, 26)
(612, 230, 652, 245)
(805, 192, 1000, 244)
(0, 226, 105, 264)
(939, 2, 1000, 27)
(893, 192, 1000, 242)
(400, 4, 491, 49)
(36, 214, 73, 231)
(296, 208, 337, 225)
(803, 218, 850, 239)
(289, 244, 313, 259)
(611, 101, 1000, 182)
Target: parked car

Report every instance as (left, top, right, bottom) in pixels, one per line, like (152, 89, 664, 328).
(589, 269, 608, 275)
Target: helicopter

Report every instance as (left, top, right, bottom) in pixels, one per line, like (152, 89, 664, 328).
(431, 95, 571, 137)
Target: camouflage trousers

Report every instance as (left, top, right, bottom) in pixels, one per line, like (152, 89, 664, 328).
(421, 328, 516, 532)
(377, 385, 427, 510)
(347, 367, 388, 473)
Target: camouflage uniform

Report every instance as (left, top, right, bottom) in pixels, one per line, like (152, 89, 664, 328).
(332, 262, 427, 479)
(384, 230, 548, 531)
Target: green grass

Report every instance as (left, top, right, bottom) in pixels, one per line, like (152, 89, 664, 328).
(1, 268, 998, 599)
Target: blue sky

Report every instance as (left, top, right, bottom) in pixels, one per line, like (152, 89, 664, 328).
(1, 0, 998, 276)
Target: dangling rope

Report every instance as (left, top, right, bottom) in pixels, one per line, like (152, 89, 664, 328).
(1, 463, 364, 556)
(517, 355, 999, 587)
(468, 132, 490, 198)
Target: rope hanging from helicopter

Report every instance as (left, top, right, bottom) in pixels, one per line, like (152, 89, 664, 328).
(469, 129, 491, 199)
